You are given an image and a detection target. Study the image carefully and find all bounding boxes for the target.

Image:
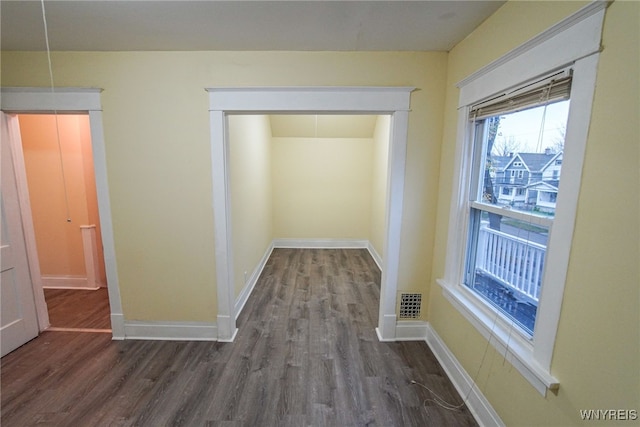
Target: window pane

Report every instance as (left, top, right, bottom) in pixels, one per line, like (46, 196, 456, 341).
(465, 212, 549, 335)
(478, 100, 570, 219)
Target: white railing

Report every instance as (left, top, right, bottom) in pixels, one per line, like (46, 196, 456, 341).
(476, 224, 545, 302)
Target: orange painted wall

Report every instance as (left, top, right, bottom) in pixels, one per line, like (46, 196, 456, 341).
(18, 114, 106, 285)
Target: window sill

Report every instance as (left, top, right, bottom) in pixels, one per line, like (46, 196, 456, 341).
(437, 278, 559, 396)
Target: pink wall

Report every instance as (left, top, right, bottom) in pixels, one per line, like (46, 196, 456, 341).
(18, 114, 106, 286)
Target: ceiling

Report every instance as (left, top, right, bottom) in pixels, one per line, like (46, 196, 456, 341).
(1, 1, 505, 52)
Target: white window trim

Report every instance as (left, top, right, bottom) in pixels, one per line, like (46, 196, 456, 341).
(438, 1, 607, 396)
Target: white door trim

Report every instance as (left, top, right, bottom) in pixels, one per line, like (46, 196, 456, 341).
(1, 87, 125, 339)
(207, 86, 414, 341)
(4, 115, 50, 330)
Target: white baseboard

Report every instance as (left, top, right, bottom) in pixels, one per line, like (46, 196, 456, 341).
(235, 242, 275, 320)
(425, 323, 505, 427)
(110, 313, 125, 340)
(395, 320, 429, 341)
(366, 242, 383, 271)
(123, 320, 218, 341)
(273, 239, 382, 271)
(273, 238, 369, 249)
(42, 275, 99, 290)
(216, 314, 238, 342)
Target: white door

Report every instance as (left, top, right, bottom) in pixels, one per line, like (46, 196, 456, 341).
(1, 112, 39, 356)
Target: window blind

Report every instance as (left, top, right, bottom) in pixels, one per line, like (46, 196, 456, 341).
(469, 70, 572, 121)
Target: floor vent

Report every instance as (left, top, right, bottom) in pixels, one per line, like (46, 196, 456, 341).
(399, 293, 422, 319)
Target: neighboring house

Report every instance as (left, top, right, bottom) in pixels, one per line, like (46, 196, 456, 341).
(493, 149, 562, 213)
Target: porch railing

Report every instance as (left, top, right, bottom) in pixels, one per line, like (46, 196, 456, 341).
(476, 224, 545, 302)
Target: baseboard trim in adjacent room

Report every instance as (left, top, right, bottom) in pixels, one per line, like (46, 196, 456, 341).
(272, 238, 369, 249)
(366, 241, 383, 270)
(123, 321, 218, 341)
(235, 242, 275, 320)
(425, 323, 505, 427)
(273, 239, 383, 271)
(42, 275, 99, 290)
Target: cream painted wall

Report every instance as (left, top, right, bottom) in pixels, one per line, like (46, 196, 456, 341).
(430, 1, 639, 425)
(229, 115, 273, 299)
(18, 114, 90, 278)
(369, 115, 390, 258)
(1, 51, 447, 322)
(272, 137, 373, 239)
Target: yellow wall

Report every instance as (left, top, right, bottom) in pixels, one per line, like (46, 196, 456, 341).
(272, 136, 373, 239)
(18, 114, 91, 278)
(429, 1, 639, 425)
(369, 115, 390, 258)
(229, 115, 273, 298)
(2, 51, 447, 322)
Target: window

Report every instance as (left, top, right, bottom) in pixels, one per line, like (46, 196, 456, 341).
(464, 98, 570, 336)
(437, 1, 606, 396)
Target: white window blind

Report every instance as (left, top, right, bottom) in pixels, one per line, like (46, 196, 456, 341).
(469, 70, 572, 120)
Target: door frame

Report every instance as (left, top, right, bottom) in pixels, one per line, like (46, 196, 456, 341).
(207, 86, 414, 342)
(1, 87, 125, 339)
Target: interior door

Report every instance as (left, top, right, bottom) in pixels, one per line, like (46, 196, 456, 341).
(1, 112, 39, 357)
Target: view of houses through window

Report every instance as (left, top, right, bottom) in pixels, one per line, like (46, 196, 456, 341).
(465, 100, 570, 336)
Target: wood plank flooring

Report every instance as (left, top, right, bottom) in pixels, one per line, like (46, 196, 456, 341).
(44, 288, 111, 330)
(1, 249, 477, 426)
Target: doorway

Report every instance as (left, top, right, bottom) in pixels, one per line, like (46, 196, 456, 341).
(208, 86, 413, 342)
(1, 87, 125, 339)
(16, 113, 111, 331)
(227, 113, 389, 326)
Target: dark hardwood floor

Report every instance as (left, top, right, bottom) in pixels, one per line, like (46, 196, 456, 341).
(44, 287, 111, 330)
(1, 249, 477, 426)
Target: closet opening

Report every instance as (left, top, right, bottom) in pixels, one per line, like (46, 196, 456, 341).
(208, 86, 413, 342)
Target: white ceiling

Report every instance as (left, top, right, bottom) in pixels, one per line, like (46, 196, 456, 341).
(1, 1, 505, 52)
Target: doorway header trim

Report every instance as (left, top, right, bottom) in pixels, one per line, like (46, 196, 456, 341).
(206, 86, 415, 113)
(1, 87, 103, 112)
